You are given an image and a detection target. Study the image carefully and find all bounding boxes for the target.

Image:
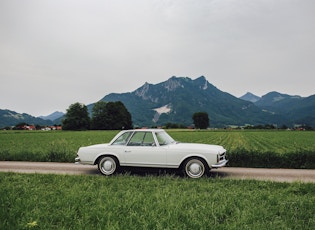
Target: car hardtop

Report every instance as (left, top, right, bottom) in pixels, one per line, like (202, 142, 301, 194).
(115, 129, 166, 137)
(109, 129, 167, 145)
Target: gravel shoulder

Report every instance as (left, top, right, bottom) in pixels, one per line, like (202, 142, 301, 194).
(0, 161, 314, 183)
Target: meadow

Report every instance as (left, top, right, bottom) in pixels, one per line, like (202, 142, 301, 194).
(1, 172, 315, 229)
(1, 129, 315, 168)
(1, 130, 315, 229)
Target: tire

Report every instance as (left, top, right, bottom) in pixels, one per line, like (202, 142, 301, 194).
(183, 158, 208, 178)
(98, 156, 119, 176)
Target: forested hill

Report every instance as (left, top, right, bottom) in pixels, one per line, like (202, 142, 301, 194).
(95, 76, 287, 127)
(0, 109, 53, 128)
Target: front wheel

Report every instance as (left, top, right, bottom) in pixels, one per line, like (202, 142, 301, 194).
(183, 158, 208, 178)
(98, 156, 119, 176)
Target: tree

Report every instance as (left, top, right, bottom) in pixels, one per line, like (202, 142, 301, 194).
(192, 112, 209, 129)
(62, 102, 90, 130)
(91, 101, 108, 130)
(13, 122, 27, 130)
(91, 101, 132, 130)
(104, 101, 133, 130)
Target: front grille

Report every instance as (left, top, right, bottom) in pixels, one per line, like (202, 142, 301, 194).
(219, 152, 226, 161)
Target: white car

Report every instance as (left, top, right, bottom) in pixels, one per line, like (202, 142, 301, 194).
(75, 129, 228, 178)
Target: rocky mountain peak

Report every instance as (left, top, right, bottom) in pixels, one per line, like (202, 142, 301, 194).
(135, 82, 150, 99)
(162, 76, 183, 92)
(196, 76, 208, 90)
(240, 92, 261, 103)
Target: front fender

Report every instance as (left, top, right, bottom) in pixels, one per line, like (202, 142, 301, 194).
(178, 154, 212, 169)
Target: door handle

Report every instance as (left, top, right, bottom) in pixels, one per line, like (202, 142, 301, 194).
(124, 150, 131, 152)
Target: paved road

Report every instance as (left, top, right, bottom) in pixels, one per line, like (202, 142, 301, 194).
(0, 161, 314, 183)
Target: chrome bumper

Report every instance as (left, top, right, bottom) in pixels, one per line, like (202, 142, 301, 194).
(75, 157, 81, 164)
(211, 159, 228, 168)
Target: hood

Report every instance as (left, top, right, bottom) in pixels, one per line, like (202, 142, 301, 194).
(168, 142, 225, 153)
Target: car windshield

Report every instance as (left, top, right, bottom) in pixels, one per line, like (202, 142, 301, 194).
(155, 131, 176, 146)
(111, 132, 132, 145)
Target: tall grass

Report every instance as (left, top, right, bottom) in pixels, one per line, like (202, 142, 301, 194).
(170, 130, 315, 169)
(0, 130, 118, 162)
(1, 172, 314, 229)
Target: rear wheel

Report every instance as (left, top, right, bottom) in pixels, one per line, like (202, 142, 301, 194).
(183, 158, 208, 178)
(98, 156, 119, 176)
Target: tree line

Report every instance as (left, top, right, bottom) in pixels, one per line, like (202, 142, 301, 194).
(62, 101, 133, 130)
(62, 101, 210, 130)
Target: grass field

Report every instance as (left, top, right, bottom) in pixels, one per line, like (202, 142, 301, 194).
(1, 131, 315, 229)
(1, 130, 315, 168)
(1, 172, 315, 229)
(170, 130, 315, 168)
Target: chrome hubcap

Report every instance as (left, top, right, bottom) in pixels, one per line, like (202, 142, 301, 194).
(103, 160, 113, 171)
(189, 163, 202, 175)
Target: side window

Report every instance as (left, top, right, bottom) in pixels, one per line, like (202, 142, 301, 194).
(127, 132, 155, 146)
(112, 132, 132, 145)
(127, 132, 144, 146)
(156, 132, 166, 145)
(142, 132, 155, 146)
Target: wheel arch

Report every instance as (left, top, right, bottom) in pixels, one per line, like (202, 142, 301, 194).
(179, 155, 210, 170)
(94, 153, 120, 166)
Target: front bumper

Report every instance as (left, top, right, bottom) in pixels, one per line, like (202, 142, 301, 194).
(211, 159, 228, 168)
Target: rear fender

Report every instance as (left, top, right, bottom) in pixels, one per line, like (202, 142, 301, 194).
(94, 153, 120, 165)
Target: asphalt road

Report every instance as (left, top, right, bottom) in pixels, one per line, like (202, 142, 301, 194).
(0, 161, 314, 183)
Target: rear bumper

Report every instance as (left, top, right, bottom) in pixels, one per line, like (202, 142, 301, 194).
(211, 159, 228, 168)
(75, 157, 81, 164)
(75, 157, 94, 165)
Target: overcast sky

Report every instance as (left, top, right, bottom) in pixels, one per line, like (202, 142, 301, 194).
(1, 0, 315, 116)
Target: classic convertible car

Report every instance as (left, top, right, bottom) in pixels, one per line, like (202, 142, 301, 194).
(75, 129, 228, 178)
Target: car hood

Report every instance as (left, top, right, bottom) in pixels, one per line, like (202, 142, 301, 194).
(168, 142, 225, 153)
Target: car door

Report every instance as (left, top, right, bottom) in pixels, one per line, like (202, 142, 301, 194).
(122, 131, 167, 167)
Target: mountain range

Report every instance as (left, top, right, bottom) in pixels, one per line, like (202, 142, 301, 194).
(39, 111, 64, 121)
(95, 76, 315, 127)
(1, 76, 314, 128)
(0, 109, 54, 128)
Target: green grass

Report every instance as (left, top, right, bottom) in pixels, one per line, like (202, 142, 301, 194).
(0, 130, 119, 162)
(1, 172, 315, 229)
(170, 130, 315, 168)
(1, 130, 315, 168)
(168, 129, 315, 154)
